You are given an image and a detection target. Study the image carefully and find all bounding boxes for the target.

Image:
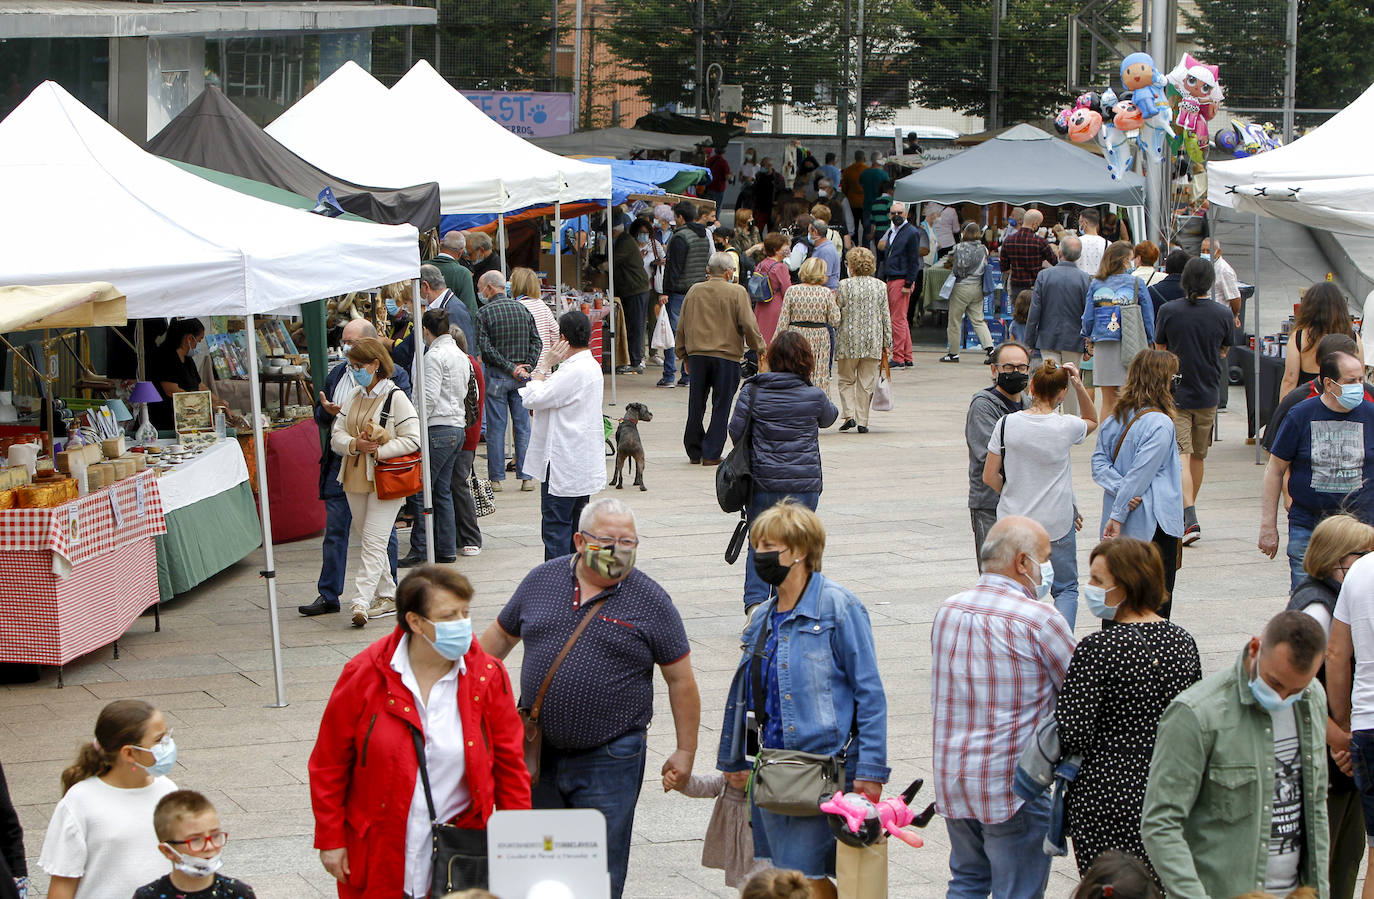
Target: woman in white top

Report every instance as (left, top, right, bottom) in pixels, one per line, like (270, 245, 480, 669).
(40, 700, 179, 899)
(983, 358, 1099, 629)
(331, 336, 422, 628)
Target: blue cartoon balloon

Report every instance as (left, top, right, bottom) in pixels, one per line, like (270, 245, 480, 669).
(1120, 52, 1167, 119)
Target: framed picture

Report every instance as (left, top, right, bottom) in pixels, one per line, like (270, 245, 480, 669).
(173, 390, 213, 432)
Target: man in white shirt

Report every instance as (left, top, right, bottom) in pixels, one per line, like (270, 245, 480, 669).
(1326, 552, 1374, 886)
(1076, 208, 1109, 276)
(928, 202, 960, 260)
(1201, 237, 1243, 326)
(519, 310, 606, 560)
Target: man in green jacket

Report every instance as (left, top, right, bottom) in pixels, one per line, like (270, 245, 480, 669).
(1142, 610, 1330, 899)
(424, 231, 479, 323)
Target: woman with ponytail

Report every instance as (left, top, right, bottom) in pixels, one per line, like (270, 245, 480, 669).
(39, 700, 179, 899)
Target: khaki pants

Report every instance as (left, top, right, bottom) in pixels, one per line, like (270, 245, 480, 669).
(344, 490, 405, 612)
(837, 357, 881, 426)
(947, 280, 992, 353)
(1041, 349, 1079, 415)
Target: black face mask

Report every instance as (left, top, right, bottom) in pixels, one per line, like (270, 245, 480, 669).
(753, 550, 794, 587)
(891, 215, 905, 226)
(996, 371, 1030, 394)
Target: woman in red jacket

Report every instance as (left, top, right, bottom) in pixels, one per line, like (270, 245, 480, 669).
(309, 565, 530, 897)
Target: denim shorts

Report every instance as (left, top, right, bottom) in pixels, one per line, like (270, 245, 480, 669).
(751, 801, 836, 879)
(1348, 729, 1374, 846)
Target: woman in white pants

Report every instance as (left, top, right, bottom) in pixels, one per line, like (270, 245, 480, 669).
(330, 337, 421, 628)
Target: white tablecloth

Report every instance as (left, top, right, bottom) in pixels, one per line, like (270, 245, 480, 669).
(156, 438, 251, 513)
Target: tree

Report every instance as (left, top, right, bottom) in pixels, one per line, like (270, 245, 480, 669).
(1182, 0, 1286, 110)
(1294, 0, 1374, 109)
(371, 0, 556, 90)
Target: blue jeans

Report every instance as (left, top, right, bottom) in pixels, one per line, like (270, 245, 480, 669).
(540, 473, 589, 561)
(1050, 528, 1079, 631)
(1287, 520, 1314, 593)
(661, 292, 686, 381)
(484, 369, 531, 482)
(451, 448, 481, 549)
(532, 729, 647, 899)
(743, 489, 820, 610)
(318, 467, 398, 607)
(945, 794, 1053, 899)
(409, 425, 461, 559)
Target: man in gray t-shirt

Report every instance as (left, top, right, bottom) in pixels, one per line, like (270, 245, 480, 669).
(965, 343, 1030, 570)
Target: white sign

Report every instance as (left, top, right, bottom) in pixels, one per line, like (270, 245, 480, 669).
(488, 809, 610, 899)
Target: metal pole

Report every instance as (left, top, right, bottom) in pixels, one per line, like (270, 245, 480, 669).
(607, 204, 617, 406)
(989, 0, 1003, 130)
(498, 211, 508, 277)
(1253, 215, 1263, 463)
(411, 279, 435, 561)
(694, 0, 705, 115)
(840, 0, 851, 154)
(550, 0, 559, 92)
(573, 0, 584, 130)
(244, 317, 287, 709)
(855, 0, 865, 138)
(555, 201, 563, 311)
(1147, 0, 1170, 246)
(1282, 0, 1298, 143)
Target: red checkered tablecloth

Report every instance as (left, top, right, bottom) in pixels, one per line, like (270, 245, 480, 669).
(0, 470, 166, 576)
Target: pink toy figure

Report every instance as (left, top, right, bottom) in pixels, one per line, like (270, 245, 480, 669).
(819, 778, 934, 849)
(1167, 53, 1224, 143)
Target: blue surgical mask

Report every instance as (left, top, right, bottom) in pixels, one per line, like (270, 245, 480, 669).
(132, 735, 177, 777)
(1249, 648, 1303, 711)
(1036, 559, 1055, 599)
(637, 234, 650, 245)
(420, 617, 472, 661)
(1199, 252, 1212, 261)
(1337, 382, 1365, 411)
(385, 297, 398, 316)
(350, 366, 373, 388)
(1083, 584, 1118, 620)
(340, 341, 354, 355)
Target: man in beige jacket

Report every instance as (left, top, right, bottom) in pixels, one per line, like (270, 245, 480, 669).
(675, 252, 765, 465)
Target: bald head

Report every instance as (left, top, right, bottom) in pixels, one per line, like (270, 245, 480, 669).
(1022, 209, 1044, 230)
(340, 318, 378, 343)
(979, 516, 1051, 581)
(1059, 234, 1082, 262)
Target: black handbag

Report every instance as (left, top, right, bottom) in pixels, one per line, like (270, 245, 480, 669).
(716, 383, 757, 513)
(409, 725, 488, 895)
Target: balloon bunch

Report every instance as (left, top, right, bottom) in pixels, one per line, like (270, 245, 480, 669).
(1166, 54, 1224, 144)
(1215, 121, 1283, 158)
(1054, 53, 1174, 180)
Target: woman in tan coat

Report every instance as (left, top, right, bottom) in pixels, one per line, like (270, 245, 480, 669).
(834, 247, 892, 432)
(776, 257, 841, 394)
(330, 337, 421, 627)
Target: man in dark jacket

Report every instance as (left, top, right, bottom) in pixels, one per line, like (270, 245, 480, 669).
(393, 265, 476, 374)
(299, 319, 406, 616)
(965, 342, 1030, 570)
(1149, 248, 1191, 332)
(1024, 235, 1091, 413)
(880, 202, 926, 368)
(466, 231, 505, 282)
(614, 218, 653, 374)
(658, 201, 710, 388)
(424, 231, 479, 324)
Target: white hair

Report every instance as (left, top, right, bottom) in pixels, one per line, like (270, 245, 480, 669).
(707, 251, 737, 275)
(978, 518, 1043, 570)
(579, 497, 637, 533)
(477, 270, 506, 293)
(419, 264, 446, 291)
(440, 231, 467, 253)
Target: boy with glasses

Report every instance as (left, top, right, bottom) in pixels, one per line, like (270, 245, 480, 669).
(136, 790, 255, 899)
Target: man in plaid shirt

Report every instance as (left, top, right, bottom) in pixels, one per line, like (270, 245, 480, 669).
(931, 516, 1076, 899)
(475, 270, 543, 489)
(998, 209, 1059, 299)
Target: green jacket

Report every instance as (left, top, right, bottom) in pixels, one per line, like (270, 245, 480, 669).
(1141, 646, 1329, 899)
(424, 254, 479, 323)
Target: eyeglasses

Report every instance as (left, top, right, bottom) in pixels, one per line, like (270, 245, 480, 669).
(995, 363, 1030, 374)
(167, 831, 228, 852)
(579, 531, 640, 550)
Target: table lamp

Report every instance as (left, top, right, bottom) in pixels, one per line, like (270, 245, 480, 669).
(129, 381, 161, 444)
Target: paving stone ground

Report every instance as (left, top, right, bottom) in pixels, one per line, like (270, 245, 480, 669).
(2, 213, 1360, 898)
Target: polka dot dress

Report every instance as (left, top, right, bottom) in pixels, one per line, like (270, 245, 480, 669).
(1056, 620, 1202, 882)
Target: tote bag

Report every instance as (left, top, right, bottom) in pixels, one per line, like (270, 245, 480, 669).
(871, 360, 894, 412)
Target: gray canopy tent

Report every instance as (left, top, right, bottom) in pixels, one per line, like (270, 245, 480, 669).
(894, 123, 1146, 209)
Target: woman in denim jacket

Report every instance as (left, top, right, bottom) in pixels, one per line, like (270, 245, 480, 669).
(716, 501, 889, 899)
(1080, 241, 1156, 418)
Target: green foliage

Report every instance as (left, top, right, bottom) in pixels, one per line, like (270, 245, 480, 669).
(1294, 0, 1374, 108)
(1182, 0, 1286, 109)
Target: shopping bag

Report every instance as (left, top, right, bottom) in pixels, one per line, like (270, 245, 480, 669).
(837, 838, 888, 899)
(470, 472, 496, 517)
(650, 304, 673, 350)
(938, 273, 956, 301)
(871, 361, 894, 412)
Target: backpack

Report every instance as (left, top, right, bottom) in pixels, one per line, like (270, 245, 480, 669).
(747, 259, 775, 304)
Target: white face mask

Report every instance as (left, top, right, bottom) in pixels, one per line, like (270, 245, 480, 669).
(164, 845, 223, 878)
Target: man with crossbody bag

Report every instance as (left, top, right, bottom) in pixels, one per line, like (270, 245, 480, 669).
(479, 498, 700, 899)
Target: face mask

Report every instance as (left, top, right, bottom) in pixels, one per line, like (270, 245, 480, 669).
(1023, 556, 1053, 599)
(1249, 648, 1303, 711)
(996, 371, 1029, 394)
(350, 366, 373, 388)
(340, 341, 354, 355)
(891, 216, 904, 226)
(1199, 252, 1212, 261)
(420, 617, 472, 661)
(1083, 584, 1118, 620)
(164, 846, 223, 878)
(582, 543, 636, 579)
(384, 297, 398, 317)
(132, 735, 177, 777)
(1335, 382, 1365, 411)
(818, 190, 829, 198)
(753, 550, 797, 587)
(505, 282, 513, 295)
(637, 234, 649, 245)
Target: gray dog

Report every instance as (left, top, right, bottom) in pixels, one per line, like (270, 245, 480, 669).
(611, 402, 653, 491)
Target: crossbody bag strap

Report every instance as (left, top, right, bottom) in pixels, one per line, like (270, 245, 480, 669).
(529, 594, 608, 722)
(749, 600, 777, 732)
(380, 387, 400, 428)
(409, 724, 438, 822)
(1111, 407, 1163, 463)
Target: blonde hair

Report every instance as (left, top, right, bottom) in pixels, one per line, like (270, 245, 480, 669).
(1304, 513, 1374, 579)
(509, 266, 541, 301)
(809, 203, 832, 224)
(741, 868, 813, 899)
(846, 247, 876, 277)
(750, 500, 825, 572)
(798, 257, 828, 286)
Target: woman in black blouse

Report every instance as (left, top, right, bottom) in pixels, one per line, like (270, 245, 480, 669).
(1056, 536, 1202, 881)
(149, 318, 226, 430)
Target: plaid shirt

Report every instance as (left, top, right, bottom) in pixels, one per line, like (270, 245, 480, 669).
(998, 228, 1058, 287)
(477, 293, 542, 377)
(931, 573, 1076, 824)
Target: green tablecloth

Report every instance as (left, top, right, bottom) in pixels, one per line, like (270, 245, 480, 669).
(155, 480, 262, 601)
(919, 263, 953, 323)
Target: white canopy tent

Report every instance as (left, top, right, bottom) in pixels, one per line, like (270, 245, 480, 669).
(1208, 82, 1374, 237)
(0, 82, 422, 703)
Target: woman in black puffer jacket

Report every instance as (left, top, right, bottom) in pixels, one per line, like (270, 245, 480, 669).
(728, 330, 839, 610)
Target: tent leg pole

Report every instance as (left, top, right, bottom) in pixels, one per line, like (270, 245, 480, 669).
(607, 200, 617, 406)
(1253, 214, 1263, 465)
(498, 212, 508, 277)
(412, 279, 435, 562)
(246, 318, 287, 709)
(555, 202, 563, 314)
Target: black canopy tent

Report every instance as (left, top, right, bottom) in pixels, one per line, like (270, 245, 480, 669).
(147, 87, 442, 230)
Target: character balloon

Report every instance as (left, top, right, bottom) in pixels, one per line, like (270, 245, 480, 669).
(1167, 54, 1224, 143)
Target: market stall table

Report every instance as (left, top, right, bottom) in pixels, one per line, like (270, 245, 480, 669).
(918, 261, 952, 325)
(0, 470, 165, 682)
(1229, 345, 1285, 440)
(154, 438, 262, 601)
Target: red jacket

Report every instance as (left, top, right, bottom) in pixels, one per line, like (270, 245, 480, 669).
(309, 627, 531, 897)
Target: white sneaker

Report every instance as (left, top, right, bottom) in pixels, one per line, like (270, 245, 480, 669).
(368, 597, 397, 619)
(461, 545, 481, 556)
(350, 602, 368, 628)
(520, 479, 536, 492)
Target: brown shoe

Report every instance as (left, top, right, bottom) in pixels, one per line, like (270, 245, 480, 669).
(702, 458, 722, 466)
